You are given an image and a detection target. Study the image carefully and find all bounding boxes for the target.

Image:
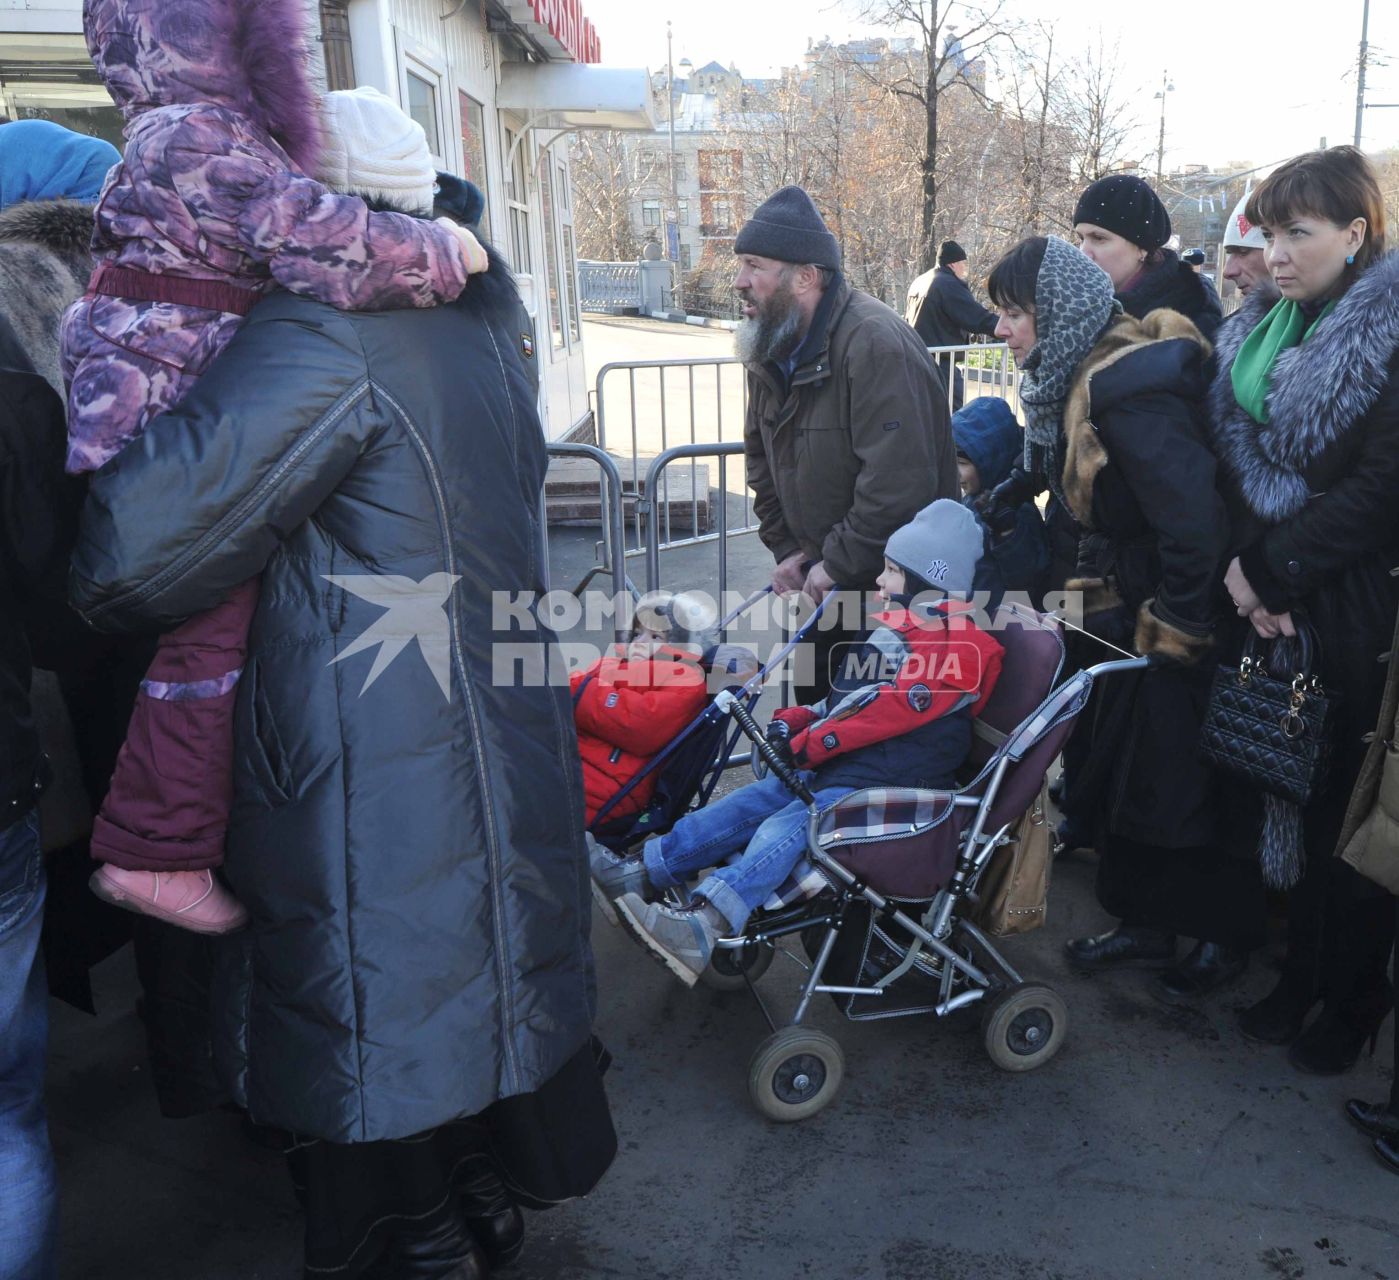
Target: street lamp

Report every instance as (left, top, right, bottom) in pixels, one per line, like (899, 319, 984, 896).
(1154, 71, 1174, 186)
(666, 22, 687, 315)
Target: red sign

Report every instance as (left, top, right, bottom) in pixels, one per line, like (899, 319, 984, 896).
(526, 0, 602, 64)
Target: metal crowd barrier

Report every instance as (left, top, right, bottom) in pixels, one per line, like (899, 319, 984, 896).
(568, 341, 1020, 604)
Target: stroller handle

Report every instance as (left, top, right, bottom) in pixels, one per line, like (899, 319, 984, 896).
(715, 691, 817, 805)
(1083, 654, 1155, 678)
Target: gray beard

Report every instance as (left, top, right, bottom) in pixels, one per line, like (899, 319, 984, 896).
(733, 299, 805, 365)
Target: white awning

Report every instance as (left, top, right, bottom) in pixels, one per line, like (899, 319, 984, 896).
(496, 63, 656, 131)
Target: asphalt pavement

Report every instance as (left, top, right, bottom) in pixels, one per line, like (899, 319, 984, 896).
(47, 524, 1399, 1280)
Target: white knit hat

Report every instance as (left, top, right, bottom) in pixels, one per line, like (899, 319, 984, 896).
(316, 86, 436, 214)
(1223, 192, 1267, 250)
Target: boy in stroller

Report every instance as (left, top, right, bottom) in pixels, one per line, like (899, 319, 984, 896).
(591, 500, 1005, 985)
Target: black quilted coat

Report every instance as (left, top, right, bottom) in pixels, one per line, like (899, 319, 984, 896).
(70, 258, 598, 1142)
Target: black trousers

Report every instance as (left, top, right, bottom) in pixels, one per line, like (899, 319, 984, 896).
(1096, 833, 1268, 951)
(1277, 789, 1394, 1015)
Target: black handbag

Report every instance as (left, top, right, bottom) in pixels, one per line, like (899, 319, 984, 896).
(1198, 621, 1339, 807)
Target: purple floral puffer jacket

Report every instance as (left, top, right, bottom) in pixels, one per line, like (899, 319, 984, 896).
(63, 0, 470, 473)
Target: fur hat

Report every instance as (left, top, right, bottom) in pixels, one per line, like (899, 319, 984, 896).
(434, 171, 486, 228)
(885, 499, 983, 598)
(316, 87, 435, 213)
(734, 185, 841, 270)
(1072, 175, 1172, 251)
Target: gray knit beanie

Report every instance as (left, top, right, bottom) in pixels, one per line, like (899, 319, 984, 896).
(734, 185, 842, 269)
(885, 500, 984, 598)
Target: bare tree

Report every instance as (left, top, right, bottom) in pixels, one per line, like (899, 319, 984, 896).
(1057, 33, 1143, 188)
(847, 0, 1014, 271)
(569, 131, 664, 261)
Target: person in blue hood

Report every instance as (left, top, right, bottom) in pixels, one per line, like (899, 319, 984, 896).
(952, 396, 1049, 604)
(0, 120, 119, 211)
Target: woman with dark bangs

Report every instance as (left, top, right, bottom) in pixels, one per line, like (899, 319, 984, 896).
(983, 236, 1256, 998)
(1211, 145, 1399, 1079)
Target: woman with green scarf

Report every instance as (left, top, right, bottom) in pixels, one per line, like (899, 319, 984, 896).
(1210, 146, 1399, 1079)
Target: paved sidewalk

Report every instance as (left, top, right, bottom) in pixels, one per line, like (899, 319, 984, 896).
(46, 528, 1399, 1279)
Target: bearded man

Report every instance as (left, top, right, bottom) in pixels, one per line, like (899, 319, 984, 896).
(735, 186, 956, 699)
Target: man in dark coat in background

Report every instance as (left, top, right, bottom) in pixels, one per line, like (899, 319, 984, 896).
(908, 239, 1001, 410)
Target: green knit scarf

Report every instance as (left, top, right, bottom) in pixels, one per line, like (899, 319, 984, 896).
(1230, 298, 1336, 423)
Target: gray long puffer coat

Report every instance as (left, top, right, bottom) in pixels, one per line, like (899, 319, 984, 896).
(69, 256, 597, 1143)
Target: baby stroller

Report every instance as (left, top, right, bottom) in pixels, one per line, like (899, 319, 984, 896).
(693, 603, 1151, 1121)
(586, 588, 831, 852)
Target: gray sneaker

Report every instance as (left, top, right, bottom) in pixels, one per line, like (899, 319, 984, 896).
(585, 833, 648, 926)
(614, 893, 718, 987)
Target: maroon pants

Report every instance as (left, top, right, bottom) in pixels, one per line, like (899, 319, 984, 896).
(92, 578, 259, 871)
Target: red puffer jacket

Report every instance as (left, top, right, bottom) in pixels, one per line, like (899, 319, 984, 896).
(571, 644, 710, 824)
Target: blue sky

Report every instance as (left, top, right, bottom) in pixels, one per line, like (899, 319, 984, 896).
(584, 0, 1399, 170)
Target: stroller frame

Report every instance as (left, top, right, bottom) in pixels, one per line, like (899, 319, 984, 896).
(696, 641, 1152, 1122)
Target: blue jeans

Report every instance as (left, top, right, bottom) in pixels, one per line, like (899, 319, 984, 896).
(0, 809, 56, 1280)
(644, 773, 853, 931)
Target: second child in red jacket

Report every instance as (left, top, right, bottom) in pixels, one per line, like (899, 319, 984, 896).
(572, 591, 719, 826)
(590, 500, 1005, 984)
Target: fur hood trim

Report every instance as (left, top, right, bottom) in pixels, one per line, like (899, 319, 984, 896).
(1061, 308, 1211, 526)
(0, 199, 95, 280)
(84, 0, 322, 172)
(1208, 250, 1399, 523)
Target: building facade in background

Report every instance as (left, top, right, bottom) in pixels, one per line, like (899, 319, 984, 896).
(0, 0, 653, 439)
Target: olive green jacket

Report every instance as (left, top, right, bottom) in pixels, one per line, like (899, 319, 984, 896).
(743, 278, 956, 588)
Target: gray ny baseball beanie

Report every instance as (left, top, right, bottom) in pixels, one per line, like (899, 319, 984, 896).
(885, 499, 984, 598)
(734, 185, 842, 270)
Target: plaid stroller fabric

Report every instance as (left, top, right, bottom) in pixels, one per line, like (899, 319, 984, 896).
(763, 787, 958, 910)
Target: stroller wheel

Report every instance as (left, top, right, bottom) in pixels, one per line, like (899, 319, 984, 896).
(699, 941, 774, 992)
(748, 1026, 844, 1122)
(980, 983, 1069, 1072)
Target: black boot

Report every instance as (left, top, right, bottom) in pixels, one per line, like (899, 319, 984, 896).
(457, 1163, 524, 1269)
(1375, 1135, 1399, 1176)
(383, 1199, 491, 1279)
(1151, 941, 1249, 1005)
(1344, 1099, 1399, 1141)
(1237, 974, 1317, 1045)
(1288, 992, 1390, 1076)
(1064, 924, 1176, 972)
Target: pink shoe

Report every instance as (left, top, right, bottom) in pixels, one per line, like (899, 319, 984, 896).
(89, 866, 249, 934)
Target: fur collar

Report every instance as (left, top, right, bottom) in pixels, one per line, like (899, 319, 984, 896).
(0, 198, 94, 284)
(1208, 251, 1399, 522)
(1062, 308, 1210, 526)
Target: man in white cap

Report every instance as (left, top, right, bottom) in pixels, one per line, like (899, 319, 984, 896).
(1221, 192, 1279, 303)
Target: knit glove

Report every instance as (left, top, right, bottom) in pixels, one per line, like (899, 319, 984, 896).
(436, 218, 490, 275)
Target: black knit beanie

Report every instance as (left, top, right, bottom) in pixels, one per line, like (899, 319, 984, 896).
(734, 185, 842, 269)
(1071, 175, 1171, 251)
(938, 239, 967, 266)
